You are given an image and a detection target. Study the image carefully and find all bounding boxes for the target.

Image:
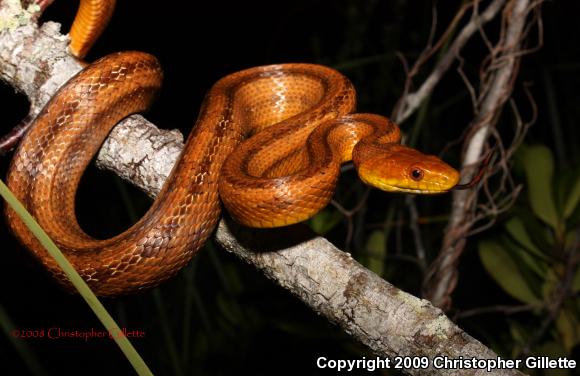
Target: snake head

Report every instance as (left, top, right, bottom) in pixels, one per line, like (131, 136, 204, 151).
(353, 144, 460, 194)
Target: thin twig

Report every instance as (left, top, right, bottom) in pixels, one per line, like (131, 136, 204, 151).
(0, 1, 53, 155)
(393, 0, 507, 124)
(331, 187, 371, 249)
(0, 114, 33, 156)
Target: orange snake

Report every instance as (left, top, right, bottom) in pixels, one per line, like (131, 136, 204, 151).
(4, 0, 461, 296)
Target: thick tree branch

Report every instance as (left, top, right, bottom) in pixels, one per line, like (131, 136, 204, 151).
(0, 3, 525, 374)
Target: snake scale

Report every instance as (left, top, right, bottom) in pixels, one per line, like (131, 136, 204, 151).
(4, 0, 461, 296)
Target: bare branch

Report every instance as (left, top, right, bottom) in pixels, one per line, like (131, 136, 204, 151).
(424, 0, 544, 310)
(216, 220, 526, 376)
(330, 187, 370, 250)
(393, 0, 507, 124)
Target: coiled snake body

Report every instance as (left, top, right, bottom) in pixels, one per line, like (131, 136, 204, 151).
(4, 2, 460, 296)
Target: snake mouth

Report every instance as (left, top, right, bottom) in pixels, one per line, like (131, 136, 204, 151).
(381, 186, 449, 194)
(368, 179, 453, 194)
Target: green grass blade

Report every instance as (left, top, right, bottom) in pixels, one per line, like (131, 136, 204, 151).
(0, 179, 154, 376)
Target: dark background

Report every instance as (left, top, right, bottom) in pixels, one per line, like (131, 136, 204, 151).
(0, 1, 578, 375)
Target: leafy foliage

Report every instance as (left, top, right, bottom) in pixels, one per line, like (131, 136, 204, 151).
(478, 144, 580, 367)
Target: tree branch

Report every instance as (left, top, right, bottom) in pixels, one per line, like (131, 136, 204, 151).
(393, 0, 507, 124)
(0, 3, 525, 374)
(424, 0, 543, 309)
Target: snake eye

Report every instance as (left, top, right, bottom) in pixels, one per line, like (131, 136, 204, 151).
(410, 168, 424, 181)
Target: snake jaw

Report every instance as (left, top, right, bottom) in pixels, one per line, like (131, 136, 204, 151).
(362, 179, 457, 194)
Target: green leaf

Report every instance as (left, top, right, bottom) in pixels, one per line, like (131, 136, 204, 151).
(520, 145, 559, 229)
(308, 208, 342, 235)
(556, 308, 580, 353)
(508, 320, 529, 356)
(478, 240, 541, 304)
(504, 216, 551, 263)
(364, 230, 387, 276)
(512, 243, 547, 279)
(515, 207, 555, 253)
(555, 167, 575, 216)
(563, 166, 580, 218)
(541, 267, 560, 300)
